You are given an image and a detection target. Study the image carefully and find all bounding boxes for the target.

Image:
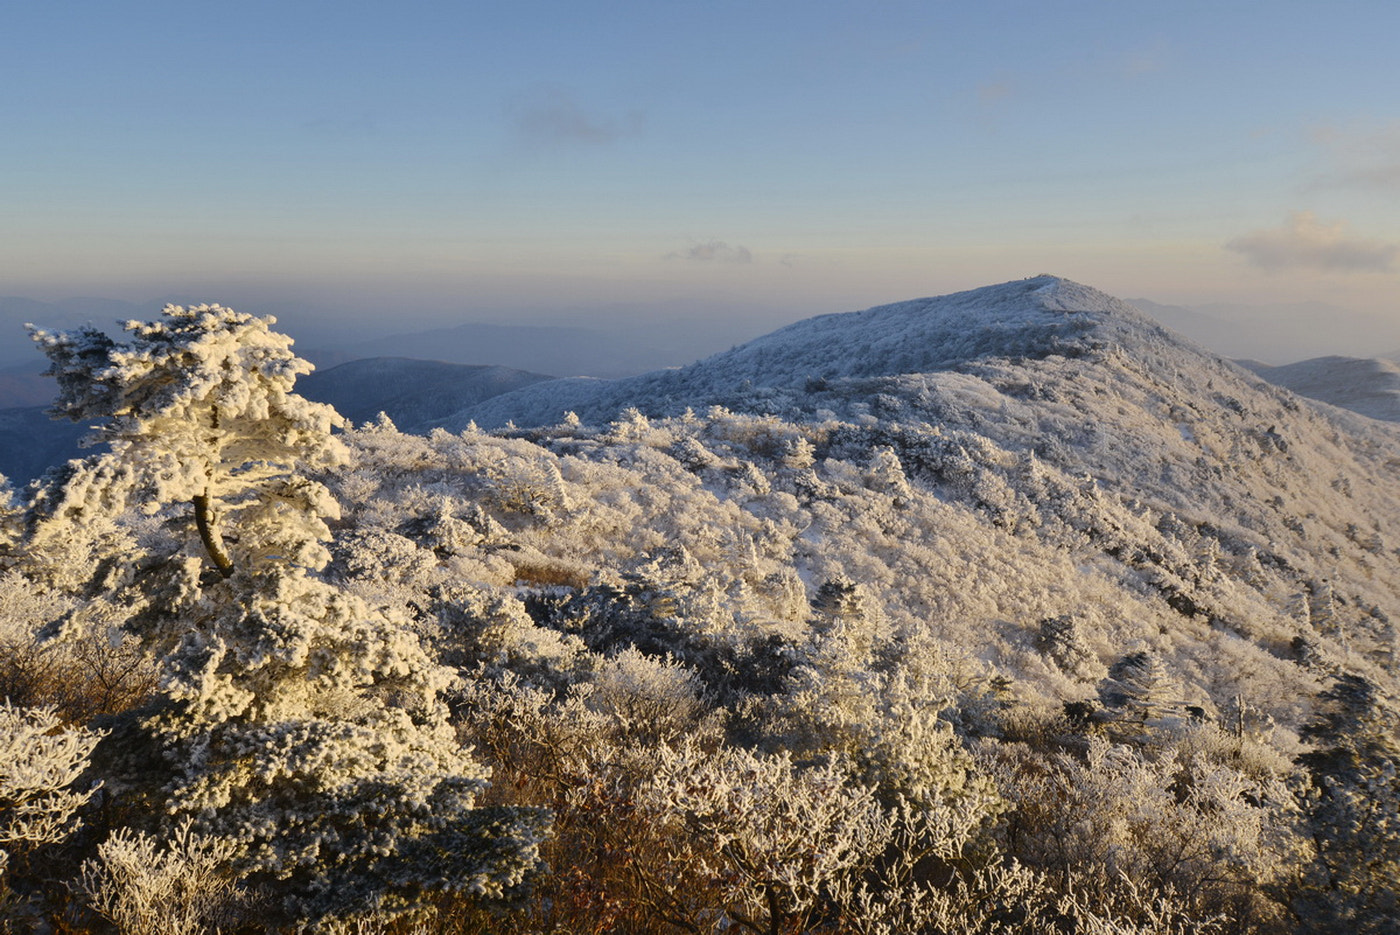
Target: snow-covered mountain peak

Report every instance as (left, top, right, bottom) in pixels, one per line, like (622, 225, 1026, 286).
(445, 276, 1194, 431)
(729, 274, 1152, 376)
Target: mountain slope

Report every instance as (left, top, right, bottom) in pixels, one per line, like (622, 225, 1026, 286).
(432, 276, 1400, 689)
(0, 407, 88, 485)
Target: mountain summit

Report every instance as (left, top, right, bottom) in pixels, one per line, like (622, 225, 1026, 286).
(445, 276, 1219, 429)
(444, 276, 1400, 678)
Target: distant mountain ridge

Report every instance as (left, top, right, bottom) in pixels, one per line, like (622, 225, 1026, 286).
(0, 296, 152, 368)
(1243, 356, 1400, 423)
(1126, 296, 1400, 364)
(303, 323, 637, 379)
(0, 361, 52, 408)
(0, 407, 88, 485)
(297, 358, 554, 428)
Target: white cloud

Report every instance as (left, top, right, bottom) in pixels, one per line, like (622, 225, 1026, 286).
(507, 87, 644, 148)
(668, 241, 754, 264)
(1226, 212, 1398, 273)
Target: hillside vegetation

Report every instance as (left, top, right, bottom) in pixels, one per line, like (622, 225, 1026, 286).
(1, 278, 1397, 933)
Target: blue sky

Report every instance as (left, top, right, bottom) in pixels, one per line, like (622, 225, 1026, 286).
(3, 0, 1398, 347)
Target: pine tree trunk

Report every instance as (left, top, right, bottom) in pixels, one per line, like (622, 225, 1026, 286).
(193, 492, 235, 578)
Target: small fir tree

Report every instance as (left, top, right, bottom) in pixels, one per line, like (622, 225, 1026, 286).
(27, 306, 549, 927)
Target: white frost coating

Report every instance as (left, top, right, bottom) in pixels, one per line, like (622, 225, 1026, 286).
(0, 702, 104, 863)
(7, 277, 1400, 927)
(22, 305, 549, 927)
(30, 305, 348, 574)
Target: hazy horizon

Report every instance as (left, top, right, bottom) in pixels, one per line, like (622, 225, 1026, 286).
(4, 281, 1398, 376)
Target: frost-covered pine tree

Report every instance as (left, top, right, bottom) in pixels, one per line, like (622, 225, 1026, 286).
(866, 446, 913, 506)
(30, 306, 349, 578)
(1097, 650, 1180, 730)
(0, 477, 17, 560)
(1036, 614, 1104, 682)
(1309, 578, 1339, 636)
(27, 306, 549, 928)
(1295, 675, 1400, 933)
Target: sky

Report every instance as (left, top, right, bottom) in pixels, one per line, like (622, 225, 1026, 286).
(3, 0, 1398, 356)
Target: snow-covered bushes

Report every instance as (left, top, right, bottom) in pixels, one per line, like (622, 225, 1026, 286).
(1294, 675, 1400, 932)
(77, 821, 245, 935)
(0, 701, 104, 929)
(983, 730, 1302, 929)
(0, 574, 156, 722)
(8, 279, 1400, 931)
(0, 702, 103, 868)
(636, 743, 893, 933)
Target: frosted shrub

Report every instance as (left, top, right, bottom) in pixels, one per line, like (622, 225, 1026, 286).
(1295, 674, 1400, 932)
(995, 736, 1298, 926)
(457, 674, 616, 796)
(582, 647, 709, 746)
(430, 584, 587, 686)
(885, 860, 1223, 935)
(397, 497, 486, 557)
(456, 674, 734, 932)
(328, 528, 436, 584)
(78, 820, 244, 935)
(15, 455, 144, 593)
(482, 452, 571, 520)
(637, 742, 893, 933)
(771, 601, 1002, 814)
(730, 459, 772, 497)
(668, 435, 715, 471)
(607, 407, 654, 444)
(0, 478, 14, 553)
(0, 702, 103, 867)
(0, 575, 157, 721)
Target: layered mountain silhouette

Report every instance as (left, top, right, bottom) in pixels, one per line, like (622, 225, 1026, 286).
(1243, 355, 1400, 423)
(297, 358, 554, 428)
